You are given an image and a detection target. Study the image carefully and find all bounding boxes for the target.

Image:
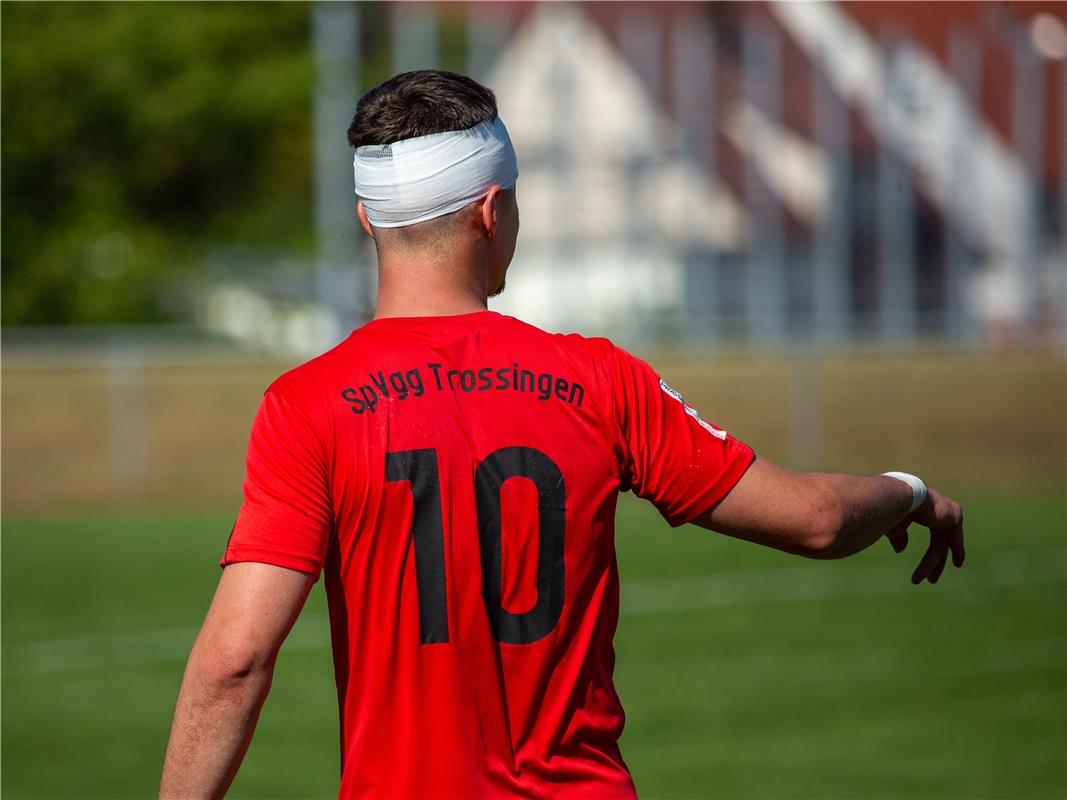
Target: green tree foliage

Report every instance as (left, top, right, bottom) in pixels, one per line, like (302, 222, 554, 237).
(1, 2, 314, 324)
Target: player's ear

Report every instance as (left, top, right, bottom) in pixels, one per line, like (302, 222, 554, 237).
(477, 185, 504, 240)
(357, 201, 376, 239)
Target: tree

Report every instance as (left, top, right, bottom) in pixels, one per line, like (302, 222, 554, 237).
(1, 2, 314, 324)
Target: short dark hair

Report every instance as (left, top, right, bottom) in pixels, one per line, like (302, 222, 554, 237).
(347, 70, 498, 148)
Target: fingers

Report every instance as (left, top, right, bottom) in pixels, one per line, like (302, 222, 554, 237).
(948, 522, 966, 568)
(908, 487, 966, 583)
(928, 550, 948, 583)
(886, 521, 909, 553)
(912, 537, 947, 585)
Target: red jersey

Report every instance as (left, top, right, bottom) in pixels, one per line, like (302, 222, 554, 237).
(222, 310, 754, 798)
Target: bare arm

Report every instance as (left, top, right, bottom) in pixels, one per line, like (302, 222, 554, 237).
(693, 458, 965, 583)
(159, 562, 315, 799)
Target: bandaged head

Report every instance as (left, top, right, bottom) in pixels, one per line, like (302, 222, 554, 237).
(353, 117, 519, 229)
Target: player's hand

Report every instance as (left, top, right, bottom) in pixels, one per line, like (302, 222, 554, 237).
(885, 486, 965, 584)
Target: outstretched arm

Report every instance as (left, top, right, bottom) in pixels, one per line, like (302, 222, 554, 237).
(693, 458, 965, 583)
(159, 562, 315, 799)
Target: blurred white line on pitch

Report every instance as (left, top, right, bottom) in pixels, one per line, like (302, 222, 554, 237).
(620, 545, 1066, 617)
(6, 547, 1063, 676)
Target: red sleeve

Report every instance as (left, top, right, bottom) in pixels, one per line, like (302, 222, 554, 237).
(609, 345, 755, 527)
(221, 388, 332, 578)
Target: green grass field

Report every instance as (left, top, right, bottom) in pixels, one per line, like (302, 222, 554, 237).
(2, 490, 1063, 799)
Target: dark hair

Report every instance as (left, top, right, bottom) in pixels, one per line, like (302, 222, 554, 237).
(347, 70, 498, 148)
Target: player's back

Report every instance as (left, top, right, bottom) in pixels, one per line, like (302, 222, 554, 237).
(224, 309, 753, 798)
(333, 310, 633, 797)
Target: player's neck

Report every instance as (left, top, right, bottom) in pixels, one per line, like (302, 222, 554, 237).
(373, 251, 490, 319)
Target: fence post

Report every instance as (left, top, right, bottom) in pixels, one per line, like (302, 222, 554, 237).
(312, 2, 361, 336)
(742, 18, 787, 344)
(1011, 35, 1046, 340)
(106, 340, 148, 493)
(672, 11, 719, 344)
(620, 7, 662, 338)
(876, 35, 917, 343)
(392, 4, 440, 73)
(946, 25, 983, 343)
(812, 48, 850, 344)
(1062, 54, 1067, 346)
(789, 348, 824, 471)
(467, 12, 507, 80)
(548, 10, 580, 332)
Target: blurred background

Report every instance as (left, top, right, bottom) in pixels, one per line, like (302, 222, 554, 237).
(2, 2, 1064, 798)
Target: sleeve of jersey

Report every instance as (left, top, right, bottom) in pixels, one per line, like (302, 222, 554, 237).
(611, 346, 755, 528)
(220, 388, 332, 578)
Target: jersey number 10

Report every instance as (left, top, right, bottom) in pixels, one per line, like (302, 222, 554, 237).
(386, 446, 566, 646)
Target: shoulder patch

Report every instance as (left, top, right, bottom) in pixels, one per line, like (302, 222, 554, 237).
(659, 379, 728, 440)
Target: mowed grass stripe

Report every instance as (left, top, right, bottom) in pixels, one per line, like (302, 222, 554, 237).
(6, 546, 1063, 677)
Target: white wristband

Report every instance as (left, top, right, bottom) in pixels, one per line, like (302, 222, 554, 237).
(882, 471, 928, 513)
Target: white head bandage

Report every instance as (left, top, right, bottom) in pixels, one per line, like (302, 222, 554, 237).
(353, 117, 518, 228)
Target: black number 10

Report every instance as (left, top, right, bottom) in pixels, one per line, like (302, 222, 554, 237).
(386, 446, 566, 646)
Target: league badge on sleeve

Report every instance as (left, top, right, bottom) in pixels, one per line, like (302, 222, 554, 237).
(659, 379, 728, 440)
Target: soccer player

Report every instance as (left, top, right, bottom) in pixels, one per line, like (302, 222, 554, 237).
(159, 70, 965, 799)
